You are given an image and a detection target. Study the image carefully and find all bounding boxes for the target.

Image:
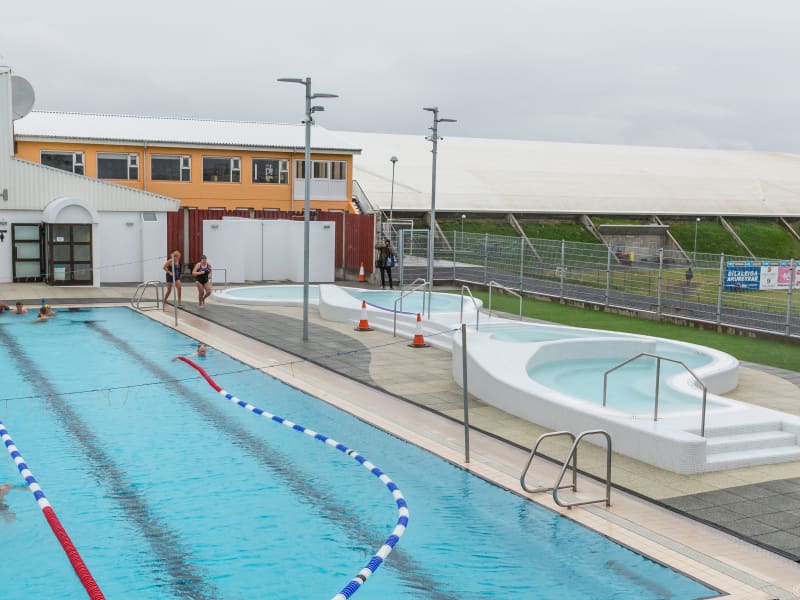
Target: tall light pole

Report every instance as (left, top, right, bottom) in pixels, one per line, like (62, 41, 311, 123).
(423, 107, 456, 289)
(693, 217, 701, 263)
(277, 77, 338, 341)
(389, 155, 398, 221)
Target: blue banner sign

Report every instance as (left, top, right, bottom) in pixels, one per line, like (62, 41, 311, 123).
(724, 264, 761, 291)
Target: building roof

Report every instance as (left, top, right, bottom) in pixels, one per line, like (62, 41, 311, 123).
(344, 130, 800, 217)
(15, 111, 361, 154)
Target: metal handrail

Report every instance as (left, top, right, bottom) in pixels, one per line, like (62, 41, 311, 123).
(212, 267, 228, 289)
(553, 430, 612, 508)
(520, 431, 576, 493)
(393, 279, 430, 337)
(602, 352, 709, 437)
(488, 280, 523, 320)
(131, 280, 163, 311)
(459, 285, 480, 331)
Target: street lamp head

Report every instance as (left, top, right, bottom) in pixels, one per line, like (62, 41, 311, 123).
(438, 118, 457, 123)
(462, 214, 466, 220)
(423, 106, 438, 112)
(696, 217, 701, 222)
(277, 77, 306, 85)
(390, 156, 398, 164)
(312, 92, 338, 99)
(311, 105, 325, 112)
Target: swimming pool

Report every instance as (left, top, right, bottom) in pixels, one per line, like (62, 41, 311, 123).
(340, 288, 467, 314)
(0, 308, 717, 599)
(528, 350, 722, 414)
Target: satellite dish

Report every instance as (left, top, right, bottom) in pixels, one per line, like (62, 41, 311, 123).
(11, 75, 35, 120)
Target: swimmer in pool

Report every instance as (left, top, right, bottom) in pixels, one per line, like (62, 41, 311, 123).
(0, 483, 16, 523)
(12, 302, 28, 314)
(172, 343, 208, 361)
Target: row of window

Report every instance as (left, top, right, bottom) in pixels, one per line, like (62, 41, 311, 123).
(40, 151, 347, 184)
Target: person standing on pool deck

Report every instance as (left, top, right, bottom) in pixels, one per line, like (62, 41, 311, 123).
(163, 250, 183, 310)
(192, 255, 213, 307)
(375, 238, 395, 290)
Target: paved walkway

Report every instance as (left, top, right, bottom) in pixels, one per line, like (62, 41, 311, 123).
(3, 282, 800, 563)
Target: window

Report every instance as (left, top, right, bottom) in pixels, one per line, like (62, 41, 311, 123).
(151, 154, 191, 181)
(41, 151, 84, 175)
(203, 156, 240, 182)
(295, 160, 347, 180)
(252, 158, 288, 184)
(98, 153, 138, 180)
(312, 161, 328, 179)
(331, 161, 347, 180)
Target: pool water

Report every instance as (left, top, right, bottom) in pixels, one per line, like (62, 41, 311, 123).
(343, 288, 467, 314)
(487, 323, 617, 342)
(0, 308, 717, 599)
(528, 342, 722, 414)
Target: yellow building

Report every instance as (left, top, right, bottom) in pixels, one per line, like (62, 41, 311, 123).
(13, 111, 361, 212)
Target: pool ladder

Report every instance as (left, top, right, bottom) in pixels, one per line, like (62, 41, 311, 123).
(520, 429, 612, 508)
(131, 280, 163, 311)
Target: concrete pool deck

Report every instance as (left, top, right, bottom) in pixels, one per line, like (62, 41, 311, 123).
(2, 282, 800, 598)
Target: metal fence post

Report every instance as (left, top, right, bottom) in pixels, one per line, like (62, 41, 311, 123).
(559, 240, 566, 299)
(519, 236, 525, 292)
(462, 323, 470, 464)
(398, 228, 405, 290)
(483, 233, 489, 284)
(656, 248, 664, 316)
(716, 253, 725, 324)
(453, 231, 457, 281)
(605, 243, 611, 306)
(786, 258, 795, 336)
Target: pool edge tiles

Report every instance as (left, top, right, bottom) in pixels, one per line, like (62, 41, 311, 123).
(140, 307, 798, 600)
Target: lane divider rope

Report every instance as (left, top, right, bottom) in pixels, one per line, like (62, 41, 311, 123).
(364, 301, 416, 316)
(177, 356, 408, 600)
(0, 419, 105, 600)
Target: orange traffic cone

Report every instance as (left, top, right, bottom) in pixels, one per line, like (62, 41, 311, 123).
(408, 313, 429, 348)
(358, 261, 366, 282)
(354, 300, 374, 332)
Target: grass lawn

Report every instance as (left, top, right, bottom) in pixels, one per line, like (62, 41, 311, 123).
(463, 289, 800, 371)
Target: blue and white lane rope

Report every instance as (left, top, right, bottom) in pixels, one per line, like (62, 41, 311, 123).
(0, 419, 105, 599)
(177, 357, 409, 600)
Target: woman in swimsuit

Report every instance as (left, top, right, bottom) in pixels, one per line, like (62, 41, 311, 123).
(163, 250, 183, 310)
(192, 254, 213, 307)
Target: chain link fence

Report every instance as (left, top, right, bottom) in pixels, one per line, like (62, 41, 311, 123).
(394, 229, 800, 338)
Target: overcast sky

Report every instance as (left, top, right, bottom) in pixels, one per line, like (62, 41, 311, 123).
(2, 0, 799, 152)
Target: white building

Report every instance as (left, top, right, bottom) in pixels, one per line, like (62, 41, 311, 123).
(0, 64, 179, 286)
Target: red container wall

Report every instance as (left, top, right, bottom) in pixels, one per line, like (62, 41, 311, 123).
(166, 211, 183, 258)
(345, 214, 375, 273)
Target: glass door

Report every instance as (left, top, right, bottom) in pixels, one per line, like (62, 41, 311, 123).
(47, 223, 93, 285)
(12, 223, 44, 282)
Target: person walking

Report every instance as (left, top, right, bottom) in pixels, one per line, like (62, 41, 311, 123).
(375, 238, 396, 289)
(192, 255, 213, 307)
(163, 250, 183, 310)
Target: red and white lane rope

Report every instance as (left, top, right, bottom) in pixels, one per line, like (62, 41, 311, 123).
(0, 419, 105, 599)
(177, 356, 408, 600)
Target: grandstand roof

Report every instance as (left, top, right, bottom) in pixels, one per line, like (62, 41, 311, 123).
(344, 131, 800, 217)
(15, 111, 360, 154)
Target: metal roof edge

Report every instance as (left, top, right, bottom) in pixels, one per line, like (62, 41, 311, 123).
(12, 157, 180, 209)
(14, 134, 361, 155)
